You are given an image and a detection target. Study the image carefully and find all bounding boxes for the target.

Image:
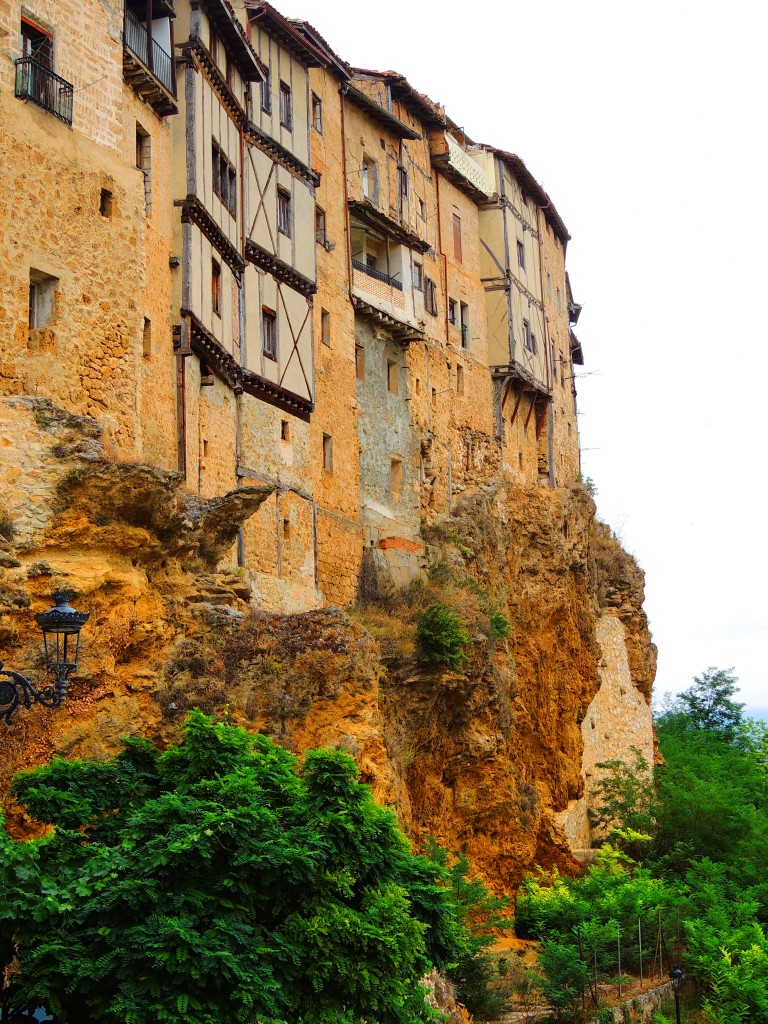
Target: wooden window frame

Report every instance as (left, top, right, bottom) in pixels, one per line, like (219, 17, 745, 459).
(211, 259, 222, 317)
(279, 81, 292, 129)
(312, 92, 323, 133)
(277, 187, 291, 237)
(262, 306, 277, 360)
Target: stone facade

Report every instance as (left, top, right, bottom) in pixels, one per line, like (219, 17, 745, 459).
(2, 0, 586, 611)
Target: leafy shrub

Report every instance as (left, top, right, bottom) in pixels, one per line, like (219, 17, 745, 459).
(488, 611, 510, 642)
(416, 603, 471, 670)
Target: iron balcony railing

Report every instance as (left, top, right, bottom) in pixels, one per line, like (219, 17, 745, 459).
(124, 9, 174, 94)
(14, 58, 73, 125)
(352, 259, 403, 292)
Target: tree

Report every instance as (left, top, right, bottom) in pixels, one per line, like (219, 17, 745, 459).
(0, 713, 474, 1024)
(588, 747, 656, 857)
(662, 667, 745, 738)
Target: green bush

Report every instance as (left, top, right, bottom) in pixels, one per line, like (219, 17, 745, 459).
(416, 603, 471, 670)
(488, 611, 510, 642)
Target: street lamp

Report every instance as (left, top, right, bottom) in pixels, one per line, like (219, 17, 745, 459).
(669, 966, 683, 1024)
(0, 591, 90, 725)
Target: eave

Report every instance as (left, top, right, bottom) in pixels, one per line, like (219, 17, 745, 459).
(123, 47, 178, 116)
(352, 296, 424, 345)
(247, 3, 327, 67)
(570, 330, 584, 366)
(182, 310, 314, 420)
(177, 197, 245, 275)
(348, 199, 430, 254)
(491, 362, 551, 399)
(193, 0, 265, 80)
(245, 239, 317, 297)
(344, 85, 421, 140)
(431, 153, 488, 205)
(246, 120, 320, 187)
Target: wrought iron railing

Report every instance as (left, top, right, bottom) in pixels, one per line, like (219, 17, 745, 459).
(14, 58, 73, 125)
(124, 9, 174, 94)
(352, 259, 403, 291)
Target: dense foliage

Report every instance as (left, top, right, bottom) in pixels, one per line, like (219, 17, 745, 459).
(0, 713, 501, 1024)
(520, 667, 768, 1022)
(415, 603, 471, 670)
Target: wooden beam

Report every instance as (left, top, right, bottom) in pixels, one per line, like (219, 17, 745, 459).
(524, 392, 536, 430)
(510, 385, 524, 425)
(535, 397, 549, 439)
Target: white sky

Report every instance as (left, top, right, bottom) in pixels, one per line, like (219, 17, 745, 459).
(272, 0, 767, 712)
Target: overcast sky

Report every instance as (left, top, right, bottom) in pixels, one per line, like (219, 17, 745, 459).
(263, 0, 767, 712)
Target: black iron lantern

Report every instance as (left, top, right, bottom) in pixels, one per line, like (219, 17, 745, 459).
(669, 966, 683, 1024)
(0, 590, 89, 725)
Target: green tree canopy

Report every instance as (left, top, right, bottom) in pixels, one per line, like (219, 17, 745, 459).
(0, 713, 477, 1024)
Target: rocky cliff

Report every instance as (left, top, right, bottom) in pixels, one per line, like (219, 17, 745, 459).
(0, 396, 656, 892)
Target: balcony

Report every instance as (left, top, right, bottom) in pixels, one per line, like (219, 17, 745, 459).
(123, 7, 177, 116)
(352, 259, 403, 292)
(431, 133, 489, 202)
(14, 58, 73, 125)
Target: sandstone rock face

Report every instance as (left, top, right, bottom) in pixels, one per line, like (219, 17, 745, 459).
(0, 397, 655, 894)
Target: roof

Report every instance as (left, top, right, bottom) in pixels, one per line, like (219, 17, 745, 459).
(288, 19, 353, 79)
(345, 85, 421, 140)
(196, 0, 265, 81)
(246, 3, 328, 66)
(351, 68, 446, 130)
(476, 146, 570, 244)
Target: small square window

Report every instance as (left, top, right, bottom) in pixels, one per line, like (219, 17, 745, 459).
(387, 359, 399, 394)
(28, 269, 58, 330)
(99, 189, 113, 218)
(390, 459, 403, 499)
(322, 433, 333, 473)
(418, 196, 426, 219)
(315, 206, 326, 245)
(211, 259, 221, 316)
(431, 387, 437, 409)
(262, 307, 277, 360)
(452, 211, 462, 262)
(279, 82, 292, 129)
(281, 419, 291, 441)
(261, 69, 271, 113)
(312, 92, 323, 133)
(413, 261, 423, 291)
(460, 302, 469, 349)
(398, 166, 408, 197)
(321, 308, 331, 347)
(517, 239, 526, 270)
(277, 188, 291, 236)
(448, 299, 457, 325)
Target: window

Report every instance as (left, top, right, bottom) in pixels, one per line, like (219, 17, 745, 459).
(418, 196, 426, 219)
(211, 259, 221, 317)
(315, 206, 326, 245)
(361, 157, 377, 202)
(424, 276, 438, 316)
(456, 364, 465, 395)
(209, 26, 220, 65)
(283, 518, 292, 540)
(431, 387, 437, 408)
(28, 269, 57, 329)
(322, 433, 333, 473)
(413, 261, 423, 291)
(312, 92, 323, 132)
(448, 299, 457, 325)
(460, 302, 469, 349)
(262, 307, 277, 360)
(355, 344, 365, 380)
(136, 125, 152, 214)
(279, 81, 292, 129)
(321, 308, 330, 347)
(390, 459, 403, 499)
(452, 211, 462, 263)
(387, 359, 399, 394)
(522, 319, 536, 353)
(99, 189, 113, 218)
(398, 166, 408, 197)
(517, 239, 525, 270)
(261, 68, 271, 112)
(143, 317, 152, 358)
(551, 342, 557, 381)
(21, 18, 53, 68)
(281, 420, 291, 441)
(277, 188, 291, 236)
(415, 377, 421, 395)
(212, 140, 236, 218)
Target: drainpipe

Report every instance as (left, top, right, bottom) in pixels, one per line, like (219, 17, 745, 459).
(498, 160, 514, 365)
(535, 207, 556, 489)
(339, 83, 354, 304)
